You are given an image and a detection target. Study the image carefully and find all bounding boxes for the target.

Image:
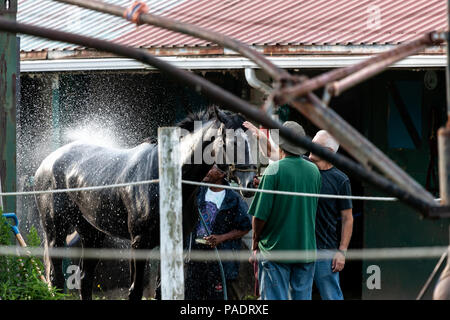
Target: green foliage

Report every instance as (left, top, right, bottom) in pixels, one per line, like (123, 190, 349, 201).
(0, 212, 67, 300)
(0, 211, 14, 246)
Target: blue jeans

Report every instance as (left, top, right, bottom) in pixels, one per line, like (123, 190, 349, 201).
(258, 260, 315, 300)
(313, 253, 344, 300)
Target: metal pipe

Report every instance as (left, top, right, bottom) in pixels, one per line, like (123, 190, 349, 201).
(0, 18, 442, 217)
(52, 0, 438, 206)
(291, 93, 438, 205)
(280, 32, 443, 101)
(433, 247, 450, 299)
(0, 176, 3, 209)
(438, 128, 450, 205)
(417, 250, 448, 300)
(329, 43, 429, 96)
(447, 0, 450, 122)
(244, 68, 272, 95)
(53, 0, 289, 82)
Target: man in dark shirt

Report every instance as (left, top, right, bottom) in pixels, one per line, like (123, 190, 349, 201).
(309, 130, 353, 300)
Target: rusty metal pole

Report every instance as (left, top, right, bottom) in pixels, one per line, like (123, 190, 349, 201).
(290, 94, 438, 205)
(438, 128, 450, 206)
(53, 0, 289, 82)
(0, 18, 442, 217)
(51, 0, 442, 207)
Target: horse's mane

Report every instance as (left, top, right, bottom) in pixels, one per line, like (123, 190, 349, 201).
(176, 106, 217, 132)
(141, 106, 245, 144)
(177, 106, 246, 131)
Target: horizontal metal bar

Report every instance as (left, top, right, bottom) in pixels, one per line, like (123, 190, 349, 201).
(49, 0, 441, 211)
(290, 93, 438, 206)
(0, 245, 448, 262)
(19, 55, 448, 73)
(0, 17, 439, 217)
(328, 43, 429, 96)
(53, 0, 289, 81)
(280, 32, 444, 100)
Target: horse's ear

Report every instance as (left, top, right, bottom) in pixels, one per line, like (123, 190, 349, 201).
(211, 105, 223, 122)
(212, 105, 219, 118)
(216, 108, 229, 125)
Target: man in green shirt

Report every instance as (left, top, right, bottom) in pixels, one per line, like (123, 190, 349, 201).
(248, 121, 321, 300)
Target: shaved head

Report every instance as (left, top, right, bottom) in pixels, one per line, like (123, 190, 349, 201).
(313, 130, 339, 153)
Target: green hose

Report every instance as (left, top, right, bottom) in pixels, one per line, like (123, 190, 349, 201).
(197, 207, 228, 300)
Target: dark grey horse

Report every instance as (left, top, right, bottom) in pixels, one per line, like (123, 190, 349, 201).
(34, 107, 256, 300)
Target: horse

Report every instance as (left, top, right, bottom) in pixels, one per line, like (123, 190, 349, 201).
(34, 106, 257, 300)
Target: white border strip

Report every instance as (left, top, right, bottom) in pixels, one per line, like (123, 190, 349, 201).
(20, 55, 446, 72)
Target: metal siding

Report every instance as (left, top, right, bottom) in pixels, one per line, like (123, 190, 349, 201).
(18, 0, 187, 51)
(17, 0, 447, 52)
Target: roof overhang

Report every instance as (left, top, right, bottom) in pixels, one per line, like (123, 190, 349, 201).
(20, 55, 446, 73)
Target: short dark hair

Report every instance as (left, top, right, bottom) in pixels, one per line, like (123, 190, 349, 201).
(281, 148, 298, 157)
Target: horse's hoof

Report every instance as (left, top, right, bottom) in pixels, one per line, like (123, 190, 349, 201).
(128, 292, 143, 300)
(128, 287, 143, 300)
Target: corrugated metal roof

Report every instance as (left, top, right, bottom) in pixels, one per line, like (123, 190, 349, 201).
(17, 0, 448, 52)
(18, 0, 187, 51)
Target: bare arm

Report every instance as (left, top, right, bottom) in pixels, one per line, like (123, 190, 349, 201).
(243, 121, 278, 161)
(339, 209, 353, 251)
(332, 209, 353, 272)
(252, 216, 266, 251)
(205, 229, 250, 248)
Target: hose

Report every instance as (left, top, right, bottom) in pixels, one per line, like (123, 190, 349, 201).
(197, 208, 228, 300)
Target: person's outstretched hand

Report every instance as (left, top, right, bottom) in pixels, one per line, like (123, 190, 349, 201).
(243, 121, 262, 138)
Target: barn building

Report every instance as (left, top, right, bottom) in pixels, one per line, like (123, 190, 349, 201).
(0, 0, 448, 299)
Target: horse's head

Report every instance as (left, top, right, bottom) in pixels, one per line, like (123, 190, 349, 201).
(178, 106, 258, 197)
(213, 107, 258, 197)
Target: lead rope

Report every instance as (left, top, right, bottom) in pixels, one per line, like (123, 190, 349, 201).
(197, 207, 228, 300)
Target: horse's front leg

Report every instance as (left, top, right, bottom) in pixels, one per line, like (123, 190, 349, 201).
(128, 235, 149, 300)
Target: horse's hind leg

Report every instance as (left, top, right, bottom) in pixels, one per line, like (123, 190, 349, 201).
(128, 234, 150, 300)
(77, 218, 105, 300)
(37, 180, 75, 291)
(43, 217, 70, 291)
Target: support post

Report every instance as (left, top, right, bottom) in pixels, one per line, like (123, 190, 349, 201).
(438, 128, 450, 206)
(51, 74, 61, 150)
(158, 127, 184, 300)
(0, 175, 3, 209)
(0, 0, 17, 213)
